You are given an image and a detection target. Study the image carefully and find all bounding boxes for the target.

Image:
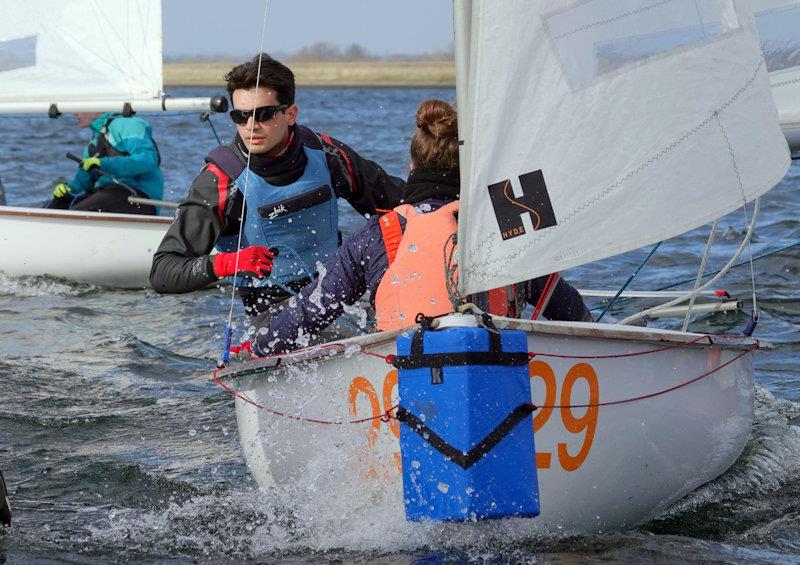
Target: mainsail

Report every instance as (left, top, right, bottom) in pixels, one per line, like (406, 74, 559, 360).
(0, 0, 224, 114)
(754, 0, 800, 150)
(456, 0, 790, 296)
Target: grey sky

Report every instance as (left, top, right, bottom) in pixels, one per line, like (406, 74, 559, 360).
(162, 0, 454, 58)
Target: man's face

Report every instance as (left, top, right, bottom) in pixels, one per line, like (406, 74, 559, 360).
(231, 86, 297, 155)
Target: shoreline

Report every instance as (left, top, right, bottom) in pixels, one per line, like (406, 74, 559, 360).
(164, 61, 455, 88)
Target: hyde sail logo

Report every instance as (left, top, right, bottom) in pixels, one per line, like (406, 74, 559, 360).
(488, 170, 556, 240)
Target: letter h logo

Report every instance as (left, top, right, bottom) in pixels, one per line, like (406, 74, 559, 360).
(487, 170, 556, 241)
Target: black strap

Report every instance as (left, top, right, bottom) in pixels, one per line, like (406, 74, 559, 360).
(396, 403, 535, 470)
(395, 322, 526, 369)
(207, 145, 246, 179)
(297, 124, 323, 150)
(392, 351, 530, 369)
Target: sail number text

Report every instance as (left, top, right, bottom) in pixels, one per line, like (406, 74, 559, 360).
(347, 360, 599, 474)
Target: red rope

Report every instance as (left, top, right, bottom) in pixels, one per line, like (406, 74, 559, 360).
(529, 345, 756, 410)
(212, 369, 398, 425)
(212, 342, 757, 424)
(529, 334, 711, 360)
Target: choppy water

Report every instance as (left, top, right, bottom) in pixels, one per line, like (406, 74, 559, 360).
(0, 87, 799, 563)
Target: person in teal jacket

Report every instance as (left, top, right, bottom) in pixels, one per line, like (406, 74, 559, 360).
(51, 112, 163, 215)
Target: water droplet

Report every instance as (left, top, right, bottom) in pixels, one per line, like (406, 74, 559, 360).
(408, 243, 418, 253)
(188, 429, 197, 437)
(390, 276, 400, 285)
(437, 482, 450, 494)
(429, 298, 436, 304)
(411, 460, 421, 469)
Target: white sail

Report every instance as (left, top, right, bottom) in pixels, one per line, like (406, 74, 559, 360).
(753, 0, 800, 150)
(0, 0, 220, 114)
(456, 0, 790, 296)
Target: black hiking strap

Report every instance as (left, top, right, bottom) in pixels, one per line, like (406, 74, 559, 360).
(396, 403, 535, 470)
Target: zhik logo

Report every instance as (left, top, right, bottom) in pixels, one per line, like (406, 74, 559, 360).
(487, 170, 556, 241)
(268, 203, 288, 220)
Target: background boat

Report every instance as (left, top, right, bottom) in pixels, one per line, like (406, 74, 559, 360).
(0, 0, 224, 288)
(0, 206, 171, 288)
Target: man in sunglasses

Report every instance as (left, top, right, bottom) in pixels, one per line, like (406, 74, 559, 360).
(150, 53, 405, 316)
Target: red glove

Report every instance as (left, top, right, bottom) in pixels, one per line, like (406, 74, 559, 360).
(229, 340, 256, 361)
(213, 246, 275, 279)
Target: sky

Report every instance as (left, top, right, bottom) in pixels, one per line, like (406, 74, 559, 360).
(162, 0, 454, 59)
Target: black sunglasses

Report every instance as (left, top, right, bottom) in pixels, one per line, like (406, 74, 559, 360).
(229, 104, 289, 125)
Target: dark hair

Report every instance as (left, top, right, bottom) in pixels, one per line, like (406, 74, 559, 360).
(410, 99, 459, 170)
(224, 53, 295, 105)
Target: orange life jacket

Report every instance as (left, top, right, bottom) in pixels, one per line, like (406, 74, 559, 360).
(375, 201, 517, 332)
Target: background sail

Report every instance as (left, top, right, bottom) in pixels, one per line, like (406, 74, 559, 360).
(0, 0, 221, 114)
(456, 0, 790, 296)
(754, 0, 800, 150)
(0, 0, 162, 104)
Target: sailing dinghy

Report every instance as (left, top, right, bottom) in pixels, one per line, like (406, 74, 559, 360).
(216, 0, 792, 532)
(0, 0, 225, 288)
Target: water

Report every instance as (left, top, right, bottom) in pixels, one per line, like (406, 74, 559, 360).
(1, 87, 799, 563)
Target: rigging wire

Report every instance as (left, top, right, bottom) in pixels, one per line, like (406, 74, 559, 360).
(200, 112, 222, 144)
(682, 219, 718, 331)
(220, 0, 271, 366)
(587, 237, 800, 313)
(595, 242, 661, 321)
(618, 198, 760, 325)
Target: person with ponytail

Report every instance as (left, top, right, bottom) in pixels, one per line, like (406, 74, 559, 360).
(237, 99, 591, 358)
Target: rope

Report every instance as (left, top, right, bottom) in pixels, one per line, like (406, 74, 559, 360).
(221, 0, 271, 365)
(618, 198, 760, 325)
(443, 231, 461, 310)
(682, 219, 718, 331)
(529, 334, 710, 359)
(588, 237, 800, 312)
(212, 337, 757, 425)
(596, 241, 661, 321)
(201, 112, 222, 145)
(213, 371, 398, 425)
(530, 345, 755, 410)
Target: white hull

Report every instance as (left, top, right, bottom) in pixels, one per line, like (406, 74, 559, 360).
(0, 205, 171, 288)
(219, 319, 756, 533)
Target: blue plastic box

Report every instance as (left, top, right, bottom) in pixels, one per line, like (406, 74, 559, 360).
(395, 326, 540, 521)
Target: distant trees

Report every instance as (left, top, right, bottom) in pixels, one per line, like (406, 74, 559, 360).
(286, 41, 454, 62)
(288, 41, 373, 62)
(163, 42, 455, 64)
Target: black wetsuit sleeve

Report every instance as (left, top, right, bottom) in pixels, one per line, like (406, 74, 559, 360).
(149, 166, 230, 293)
(522, 276, 594, 322)
(321, 135, 405, 215)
